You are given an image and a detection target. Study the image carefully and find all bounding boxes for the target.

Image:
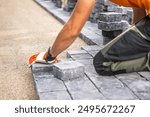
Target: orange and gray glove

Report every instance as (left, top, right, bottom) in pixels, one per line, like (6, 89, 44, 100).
(29, 47, 58, 65)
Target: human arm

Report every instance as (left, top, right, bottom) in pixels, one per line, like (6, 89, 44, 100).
(50, 0, 95, 57)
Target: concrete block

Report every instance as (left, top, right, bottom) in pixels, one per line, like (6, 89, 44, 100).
(98, 21, 123, 31)
(116, 73, 150, 99)
(87, 75, 138, 100)
(87, 50, 99, 57)
(32, 63, 54, 73)
(65, 77, 105, 100)
(105, 5, 118, 12)
(128, 80, 150, 100)
(35, 77, 66, 92)
(116, 72, 143, 81)
(39, 91, 72, 100)
(102, 30, 123, 38)
(53, 61, 85, 81)
(76, 59, 93, 65)
(81, 45, 101, 51)
(103, 36, 113, 45)
(67, 50, 87, 58)
(69, 53, 93, 60)
(101, 87, 138, 100)
(69, 90, 105, 100)
(99, 0, 116, 6)
(121, 20, 130, 30)
(55, 0, 62, 8)
(138, 72, 150, 81)
(33, 71, 54, 81)
(84, 65, 98, 78)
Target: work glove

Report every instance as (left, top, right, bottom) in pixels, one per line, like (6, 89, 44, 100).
(29, 47, 58, 65)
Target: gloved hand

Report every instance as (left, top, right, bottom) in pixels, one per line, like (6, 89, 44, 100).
(29, 47, 58, 65)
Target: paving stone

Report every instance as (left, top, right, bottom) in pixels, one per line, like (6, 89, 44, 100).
(138, 72, 150, 81)
(98, 21, 125, 31)
(69, 90, 105, 100)
(116, 73, 150, 99)
(84, 67, 138, 99)
(87, 50, 99, 57)
(54, 0, 62, 8)
(122, 20, 130, 29)
(32, 63, 54, 73)
(101, 87, 138, 100)
(87, 75, 138, 100)
(76, 59, 93, 65)
(67, 50, 87, 58)
(69, 53, 93, 60)
(33, 71, 54, 81)
(79, 34, 97, 45)
(103, 36, 113, 45)
(98, 12, 122, 22)
(102, 30, 123, 38)
(63, 0, 77, 12)
(105, 5, 119, 12)
(39, 91, 72, 100)
(127, 80, 150, 100)
(99, 0, 116, 6)
(92, 39, 104, 46)
(116, 72, 145, 83)
(64, 76, 105, 100)
(35, 77, 66, 92)
(53, 61, 85, 81)
(80, 28, 102, 45)
(81, 45, 101, 51)
(84, 65, 100, 79)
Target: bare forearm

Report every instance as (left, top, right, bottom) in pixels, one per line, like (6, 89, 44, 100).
(50, 0, 95, 57)
(50, 23, 78, 57)
(132, 8, 146, 24)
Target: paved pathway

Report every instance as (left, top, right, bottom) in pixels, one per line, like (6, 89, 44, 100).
(32, 0, 150, 100)
(32, 45, 150, 100)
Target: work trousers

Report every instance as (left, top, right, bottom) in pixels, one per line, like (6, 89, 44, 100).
(93, 16, 150, 76)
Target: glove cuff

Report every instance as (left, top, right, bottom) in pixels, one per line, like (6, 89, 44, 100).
(45, 47, 56, 62)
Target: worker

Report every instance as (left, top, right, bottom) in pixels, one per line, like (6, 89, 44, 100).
(29, 0, 150, 76)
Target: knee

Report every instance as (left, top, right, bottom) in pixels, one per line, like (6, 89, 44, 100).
(93, 52, 126, 76)
(93, 51, 108, 75)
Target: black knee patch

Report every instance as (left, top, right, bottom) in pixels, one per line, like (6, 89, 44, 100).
(93, 51, 126, 76)
(93, 51, 112, 76)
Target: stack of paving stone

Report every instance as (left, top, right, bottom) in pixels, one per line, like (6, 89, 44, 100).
(115, 6, 133, 24)
(96, 0, 130, 44)
(63, 0, 77, 12)
(98, 12, 129, 45)
(89, 0, 105, 23)
(52, 0, 62, 8)
(89, 0, 119, 23)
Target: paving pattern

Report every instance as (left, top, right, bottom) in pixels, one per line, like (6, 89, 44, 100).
(32, 45, 150, 100)
(32, 0, 150, 100)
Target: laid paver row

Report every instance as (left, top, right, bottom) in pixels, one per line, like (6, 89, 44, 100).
(32, 45, 150, 100)
(68, 47, 138, 100)
(32, 63, 106, 100)
(69, 46, 150, 100)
